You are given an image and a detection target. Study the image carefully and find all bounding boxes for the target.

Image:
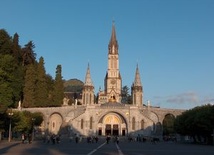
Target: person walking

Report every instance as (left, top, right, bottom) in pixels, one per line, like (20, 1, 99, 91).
(106, 135, 110, 144)
(21, 133, 25, 144)
(46, 134, 50, 143)
(116, 136, 119, 144)
(28, 134, 32, 144)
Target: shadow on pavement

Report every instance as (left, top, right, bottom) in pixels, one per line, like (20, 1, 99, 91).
(0, 142, 20, 155)
(0, 138, 107, 155)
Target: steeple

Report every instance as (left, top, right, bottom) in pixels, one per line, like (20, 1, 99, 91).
(82, 63, 94, 105)
(101, 22, 122, 104)
(84, 63, 93, 86)
(131, 64, 143, 106)
(108, 21, 118, 54)
(133, 64, 142, 87)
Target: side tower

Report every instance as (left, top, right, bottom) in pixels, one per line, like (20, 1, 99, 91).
(104, 23, 122, 102)
(82, 64, 94, 105)
(131, 64, 143, 106)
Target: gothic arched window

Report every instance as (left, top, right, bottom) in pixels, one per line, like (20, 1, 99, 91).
(90, 117, 93, 129)
(141, 120, 144, 130)
(81, 119, 84, 129)
(132, 117, 135, 130)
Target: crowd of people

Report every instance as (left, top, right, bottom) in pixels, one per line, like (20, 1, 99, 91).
(22, 132, 173, 145)
(21, 133, 32, 144)
(43, 134, 61, 144)
(86, 136, 99, 143)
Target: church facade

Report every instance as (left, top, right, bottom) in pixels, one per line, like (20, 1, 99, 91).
(21, 24, 184, 137)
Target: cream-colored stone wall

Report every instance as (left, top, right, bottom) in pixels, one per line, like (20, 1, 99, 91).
(18, 104, 184, 137)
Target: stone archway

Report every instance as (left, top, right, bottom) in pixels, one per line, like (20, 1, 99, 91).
(98, 112, 127, 136)
(162, 113, 176, 136)
(48, 113, 63, 134)
(104, 114, 120, 135)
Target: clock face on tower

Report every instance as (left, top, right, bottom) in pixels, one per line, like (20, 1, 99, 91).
(111, 79, 116, 84)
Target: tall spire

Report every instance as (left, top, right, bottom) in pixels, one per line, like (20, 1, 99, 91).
(108, 21, 118, 54)
(82, 63, 94, 105)
(84, 63, 93, 86)
(133, 64, 142, 87)
(131, 64, 143, 106)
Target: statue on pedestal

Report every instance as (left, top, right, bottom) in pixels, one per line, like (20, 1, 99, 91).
(63, 97, 69, 106)
(74, 99, 78, 108)
(17, 100, 22, 110)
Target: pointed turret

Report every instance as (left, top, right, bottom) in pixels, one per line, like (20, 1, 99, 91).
(131, 64, 143, 106)
(82, 63, 94, 105)
(84, 63, 93, 86)
(108, 22, 118, 54)
(133, 64, 142, 87)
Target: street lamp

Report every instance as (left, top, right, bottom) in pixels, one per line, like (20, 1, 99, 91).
(32, 118, 35, 141)
(8, 110, 13, 142)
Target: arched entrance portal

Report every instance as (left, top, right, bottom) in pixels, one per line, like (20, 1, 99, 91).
(48, 113, 63, 134)
(98, 113, 127, 136)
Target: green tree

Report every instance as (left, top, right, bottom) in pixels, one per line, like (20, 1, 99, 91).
(12, 111, 43, 133)
(51, 65, 64, 106)
(21, 41, 36, 66)
(35, 57, 48, 107)
(0, 54, 20, 109)
(23, 64, 37, 107)
(0, 55, 24, 109)
(174, 104, 214, 144)
(163, 114, 175, 136)
(121, 85, 131, 104)
(45, 74, 54, 106)
(0, 29, 13, 55)
(31, 112, 44, 126)
(12, 33, 22, 64)
(0, 30, 24, 133)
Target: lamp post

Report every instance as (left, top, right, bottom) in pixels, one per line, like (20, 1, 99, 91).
(32, 118, 35, 141)
(8, 110, 13, 142)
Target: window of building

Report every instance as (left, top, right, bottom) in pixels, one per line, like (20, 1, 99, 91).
(90, 117, 93, 129)
(141, 120, 144, 130)
(132, 117, 135, 130)
(52, 122, 55, 129)
(81, 119, 84, 129)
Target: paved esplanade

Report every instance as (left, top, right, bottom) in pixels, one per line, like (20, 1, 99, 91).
(0, 138, 214, 155)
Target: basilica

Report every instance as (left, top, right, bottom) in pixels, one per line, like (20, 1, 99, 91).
(22, 24, 184, 137)
(79, 23, 144, 136)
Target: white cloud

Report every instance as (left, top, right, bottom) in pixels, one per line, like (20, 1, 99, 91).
(166, 92, 199, 104)
(152, 92, 214, 109)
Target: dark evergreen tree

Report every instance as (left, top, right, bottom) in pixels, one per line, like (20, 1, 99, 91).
(46, 74, 54, 105)
(23, 64, 37, 107)
(121, 86, 131, 104)
(0, 29, 38, 132)
(0, 55, 17, 110)
(21, 41, 36, 66)
(10, 65, 24, 108)
(0, 54, 22, 109)
(35, 57, 48, 107)
(12, 33, 22, 64)
(0, 30, 24, 134)
(12, 111, 43, 133)
(0, 29, 13, 55)
(162, 114, 176, 136)
(11, 33, 25, 106)
(174, 104, 214, 144)
(52, 65, 64, 106)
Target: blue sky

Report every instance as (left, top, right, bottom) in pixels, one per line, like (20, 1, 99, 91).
(1, 0, 214, 109)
